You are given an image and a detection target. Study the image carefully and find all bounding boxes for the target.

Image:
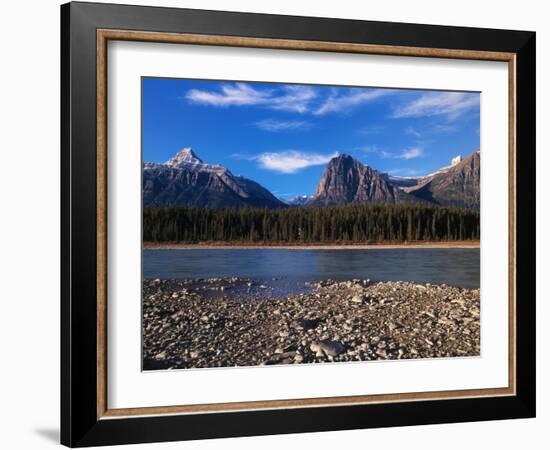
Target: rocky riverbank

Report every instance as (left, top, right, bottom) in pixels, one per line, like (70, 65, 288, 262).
(143, 278, 480, 370)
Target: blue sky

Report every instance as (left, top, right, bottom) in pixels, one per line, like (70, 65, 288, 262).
(143, 78, 480, 200)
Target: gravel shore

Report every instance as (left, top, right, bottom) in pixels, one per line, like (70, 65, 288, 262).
(143, 278, 480, 370)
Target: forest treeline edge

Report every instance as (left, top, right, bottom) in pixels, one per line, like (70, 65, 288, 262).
(143, 204, 480, 243)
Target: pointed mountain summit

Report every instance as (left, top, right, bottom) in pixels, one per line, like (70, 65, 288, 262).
(143, 148, 286, 209)
(308, 154, 415, 206)
(163, 147, 226, 174)
(165, 147, 203, 167)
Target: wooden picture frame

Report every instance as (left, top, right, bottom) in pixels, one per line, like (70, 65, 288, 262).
(61, 1, 535, 447)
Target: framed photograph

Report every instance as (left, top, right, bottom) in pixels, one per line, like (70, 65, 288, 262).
(61, 1, 536, 447)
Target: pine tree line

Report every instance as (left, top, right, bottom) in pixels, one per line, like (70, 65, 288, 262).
(143, 204, 480, 243)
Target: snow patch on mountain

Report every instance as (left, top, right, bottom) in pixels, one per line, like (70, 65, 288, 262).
(163, 147, 227, 174)
(286, 195, 314, 206)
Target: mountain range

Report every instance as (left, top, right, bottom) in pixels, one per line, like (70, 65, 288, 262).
(143, 148, 286, 209)
(143, 148, 480, 210)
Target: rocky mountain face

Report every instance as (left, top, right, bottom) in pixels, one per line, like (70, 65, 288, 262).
(143, 148, 286, 209)
(307, 154, 415, 206)
(406, 150, 480, 210)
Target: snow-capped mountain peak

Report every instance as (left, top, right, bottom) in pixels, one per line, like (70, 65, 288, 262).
(165, 147, 204, 168)
(143, 147, 287, 209)
(163, 147, 228, 174)
(286, 195, 313, 206)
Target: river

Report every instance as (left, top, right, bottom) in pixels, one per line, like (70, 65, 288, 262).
(143, 248, 479, 290)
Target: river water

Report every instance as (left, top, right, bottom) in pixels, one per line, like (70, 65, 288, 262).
(143, 248, 479, 289)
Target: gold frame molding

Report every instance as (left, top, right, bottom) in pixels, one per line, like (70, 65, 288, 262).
(96, 29, 516, 420)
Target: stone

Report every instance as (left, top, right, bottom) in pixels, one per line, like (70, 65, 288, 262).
(320, 340, 346, 357)
(310, 342, 321, 353)
(142, 277, 480, 369)
(297, 318, 321, 330)
(387, 322, 399, 331)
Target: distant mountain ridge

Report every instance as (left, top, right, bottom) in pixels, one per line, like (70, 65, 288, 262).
(405, 149, 480, 210)
(388, 154, 463, 189)
(144, 148, 480, 211)
(143, 148, 286, 209)
(286, 195, 313, 206)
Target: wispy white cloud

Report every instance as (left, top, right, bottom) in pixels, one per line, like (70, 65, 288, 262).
(356, 144, 381, 154)
(392, 92, 479, 120)
(356, 125, 385, 135)
(432, 123, 458, 133)
(358, 144, 424, 160)
(186, 83, 269, 106)
(399, 147, 424, 159)
(404, 123, 457, 137)
(361, 145, 393, 159)
(254, 119, 312, 132)
(314, 89, 389, 115)
(253, 150, 338, 174)
(404, 126, 422, 137)
(185, 83, 395, 116)
(185, 83, 316, 113)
